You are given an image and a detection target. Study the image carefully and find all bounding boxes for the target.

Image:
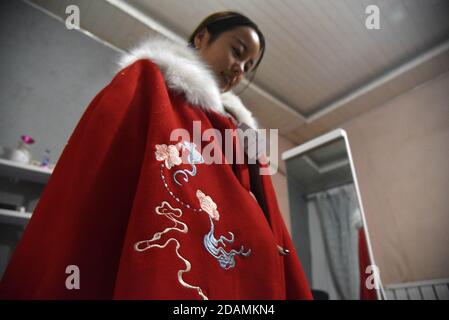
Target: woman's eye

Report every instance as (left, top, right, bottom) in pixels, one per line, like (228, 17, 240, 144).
(232, 47, 240, 57)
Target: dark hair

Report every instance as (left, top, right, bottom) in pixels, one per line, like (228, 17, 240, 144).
(188, 11, 266, 92)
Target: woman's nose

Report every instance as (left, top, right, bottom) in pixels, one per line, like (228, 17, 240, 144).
(232, 61, 245, 77)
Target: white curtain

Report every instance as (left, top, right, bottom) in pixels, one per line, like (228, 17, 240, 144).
(311, 184, 362, 300)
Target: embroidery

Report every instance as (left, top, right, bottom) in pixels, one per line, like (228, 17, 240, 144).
(196, 190, 219, 221)
(134, 201, 187, 246)
(155, 142, 204, 210)
(203, 215, 251, 269)
(196, 190, 251, 269)
(160, 164, 203, 212)
(134, 201, 208, 300)
(173, 141, 204, 186)
(154, 142, 251, 272)
(155, 144, 182, 169)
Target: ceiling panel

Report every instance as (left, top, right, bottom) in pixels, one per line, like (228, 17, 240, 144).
(123, 0, 449, 117)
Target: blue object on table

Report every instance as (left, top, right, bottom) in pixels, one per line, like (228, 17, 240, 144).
(41, 149, 51, 167)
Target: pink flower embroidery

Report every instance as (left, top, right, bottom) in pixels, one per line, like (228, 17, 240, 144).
(196, 190, 220, 221)
(155, 144, 182, 169)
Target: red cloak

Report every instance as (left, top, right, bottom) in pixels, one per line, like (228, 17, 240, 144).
(0, 38, 312, 300)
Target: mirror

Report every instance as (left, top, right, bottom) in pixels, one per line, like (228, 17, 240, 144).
(282, 128, 384, 300)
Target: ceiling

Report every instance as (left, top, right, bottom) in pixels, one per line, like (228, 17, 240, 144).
(28, 0, 449, 148)
(120, 0, 449, 139)
(125, 0, 449, 113)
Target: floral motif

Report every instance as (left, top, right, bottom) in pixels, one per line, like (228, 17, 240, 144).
(155, 144, 182, 169)
(196, 190, 220, 221)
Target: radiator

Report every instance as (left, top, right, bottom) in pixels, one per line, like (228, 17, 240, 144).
(384, 278, 449, 300)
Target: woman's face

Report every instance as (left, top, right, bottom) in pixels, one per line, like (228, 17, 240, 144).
(194, 26, 261, 93)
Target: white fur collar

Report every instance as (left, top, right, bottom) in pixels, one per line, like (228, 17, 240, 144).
(118, 36, 258, 129)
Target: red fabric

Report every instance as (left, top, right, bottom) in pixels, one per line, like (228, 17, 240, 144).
(359, 228, 377, 300)
(0, 59, 312, 300)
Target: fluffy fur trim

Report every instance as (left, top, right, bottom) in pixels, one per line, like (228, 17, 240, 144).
(221, 92, 258, 130)
(118, 36, 258, 129)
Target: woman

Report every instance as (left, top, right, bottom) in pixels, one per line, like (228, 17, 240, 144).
(0, 11, 312, 300)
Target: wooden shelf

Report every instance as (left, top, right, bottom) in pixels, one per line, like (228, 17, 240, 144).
(0, 158, 53, 184)
(0, 208, 31, 226)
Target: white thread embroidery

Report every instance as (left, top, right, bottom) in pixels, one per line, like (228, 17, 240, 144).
(160, 164, 203, 212)
(134, 201, 187, 245)
(134, 201, 208, 300)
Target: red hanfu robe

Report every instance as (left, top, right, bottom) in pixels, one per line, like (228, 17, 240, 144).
(0, 37, 312, 300)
